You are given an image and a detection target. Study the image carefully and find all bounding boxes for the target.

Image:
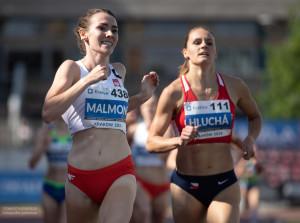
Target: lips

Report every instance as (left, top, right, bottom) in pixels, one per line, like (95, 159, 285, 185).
(199, 52, 209, 56)
(101, 41, 113, 46)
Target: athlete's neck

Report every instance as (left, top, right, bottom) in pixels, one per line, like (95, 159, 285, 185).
(81, 54, 110, 71)
(186, 66, 217, 90)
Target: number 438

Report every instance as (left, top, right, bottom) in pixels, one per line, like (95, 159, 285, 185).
(111, 89, 128, 98)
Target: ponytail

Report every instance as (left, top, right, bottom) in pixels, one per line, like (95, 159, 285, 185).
(178, 59, 189, 77)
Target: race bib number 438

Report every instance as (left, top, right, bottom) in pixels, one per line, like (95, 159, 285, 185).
(84, 84, 128, 132)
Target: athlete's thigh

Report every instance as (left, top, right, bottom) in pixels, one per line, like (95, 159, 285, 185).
(65, 181, 99, 223)
(131, 182, 151, 223)
(170, 183, 206, 223)
(207, 182, 240, 223)
(135, 182, 151, 212)
(137, 182, 152, 213)
(42, 192, 60, 223)
(59, 200, 67, 223)
(152, 191, 169, 223)
(247, 186, 260, 209)
(99, 174, 136, 223)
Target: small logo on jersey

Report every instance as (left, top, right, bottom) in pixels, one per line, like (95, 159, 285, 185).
(189, 182, 199, 189)
(113, 79, 121, 87)
(218, 179, 228, 185)
(185, 104, 191, 111)
(68, 173, 75, 181)
(88, 89, 93, 94)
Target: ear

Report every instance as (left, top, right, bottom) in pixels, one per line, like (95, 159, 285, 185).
(215, 49, 218, 59)
(79, 29, 88, 41)
(182, 48, 189, 60)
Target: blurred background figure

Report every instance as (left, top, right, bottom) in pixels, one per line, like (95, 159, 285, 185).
(126, 109, 138, 147)
(127, 95, 173, 223)
(28, 117, 71, 223)
(235, 144, 264, 223)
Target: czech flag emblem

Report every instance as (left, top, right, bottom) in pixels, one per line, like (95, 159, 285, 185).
(189, 182, 199, 189)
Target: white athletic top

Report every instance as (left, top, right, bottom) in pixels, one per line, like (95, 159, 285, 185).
(131, 122, 165, 167)
(62, 61, 129, 135)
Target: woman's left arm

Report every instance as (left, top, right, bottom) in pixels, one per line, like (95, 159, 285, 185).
(235, 79, 262, 160)
(127, 72, 159, 112)
(114, 63, 159, 112)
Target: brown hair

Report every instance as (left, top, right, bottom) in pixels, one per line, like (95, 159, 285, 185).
(178, 26, 215, 77)
(73, 8, 117, 55)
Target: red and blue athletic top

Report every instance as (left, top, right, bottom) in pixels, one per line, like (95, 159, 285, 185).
(172, 73, 235, 145)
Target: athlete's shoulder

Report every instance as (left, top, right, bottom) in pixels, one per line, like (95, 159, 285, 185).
(111, 62, 126, 78)
(57, 59, 81, 78)
(60, 59, 80, 70)
(160, 77, 183, 106)
(220, 73, 250, 103)
(220, 73, 246, 88)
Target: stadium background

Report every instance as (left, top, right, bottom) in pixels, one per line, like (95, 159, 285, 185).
(0, 0, 299, 222)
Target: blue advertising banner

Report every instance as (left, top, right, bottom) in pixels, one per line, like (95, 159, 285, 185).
(0, 171, 43, 204)
(234, 118, 299, 149)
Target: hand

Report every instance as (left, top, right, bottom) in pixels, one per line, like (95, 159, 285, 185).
(255, 162, 264, 174)
(180, 125, 199, 146)
(139, 71, 159, 101)
(242, 136, 255, 160)
(85, 65, 110, 85)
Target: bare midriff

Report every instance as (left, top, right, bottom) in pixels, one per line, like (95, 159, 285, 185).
(68, 128, 131, 170)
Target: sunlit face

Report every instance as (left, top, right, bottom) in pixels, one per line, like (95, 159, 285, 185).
(183, 28, 217, 66)
(82, 12, 118, 55)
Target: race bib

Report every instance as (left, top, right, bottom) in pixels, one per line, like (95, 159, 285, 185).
(84, 81, 128, 133)
(184, 100, 232, 139)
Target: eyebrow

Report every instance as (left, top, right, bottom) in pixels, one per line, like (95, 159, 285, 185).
(98, 23, 118, 29)
(193, 37, 213, 41)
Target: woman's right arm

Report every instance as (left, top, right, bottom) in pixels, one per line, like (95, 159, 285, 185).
(42, 60, 109, 123)
(42, 60, 84, 123)
(146, 84, 198, 153)
(28, 127, 50, 169)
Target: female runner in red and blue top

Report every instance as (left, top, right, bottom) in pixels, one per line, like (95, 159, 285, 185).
(146, 26, 262, 223)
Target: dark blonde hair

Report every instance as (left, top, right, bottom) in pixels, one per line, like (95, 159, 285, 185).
(178, 26, 215, 77)
(73, 8, 117, 55)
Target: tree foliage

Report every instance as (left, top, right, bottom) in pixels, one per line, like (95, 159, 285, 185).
(259, 7, 300, 118)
